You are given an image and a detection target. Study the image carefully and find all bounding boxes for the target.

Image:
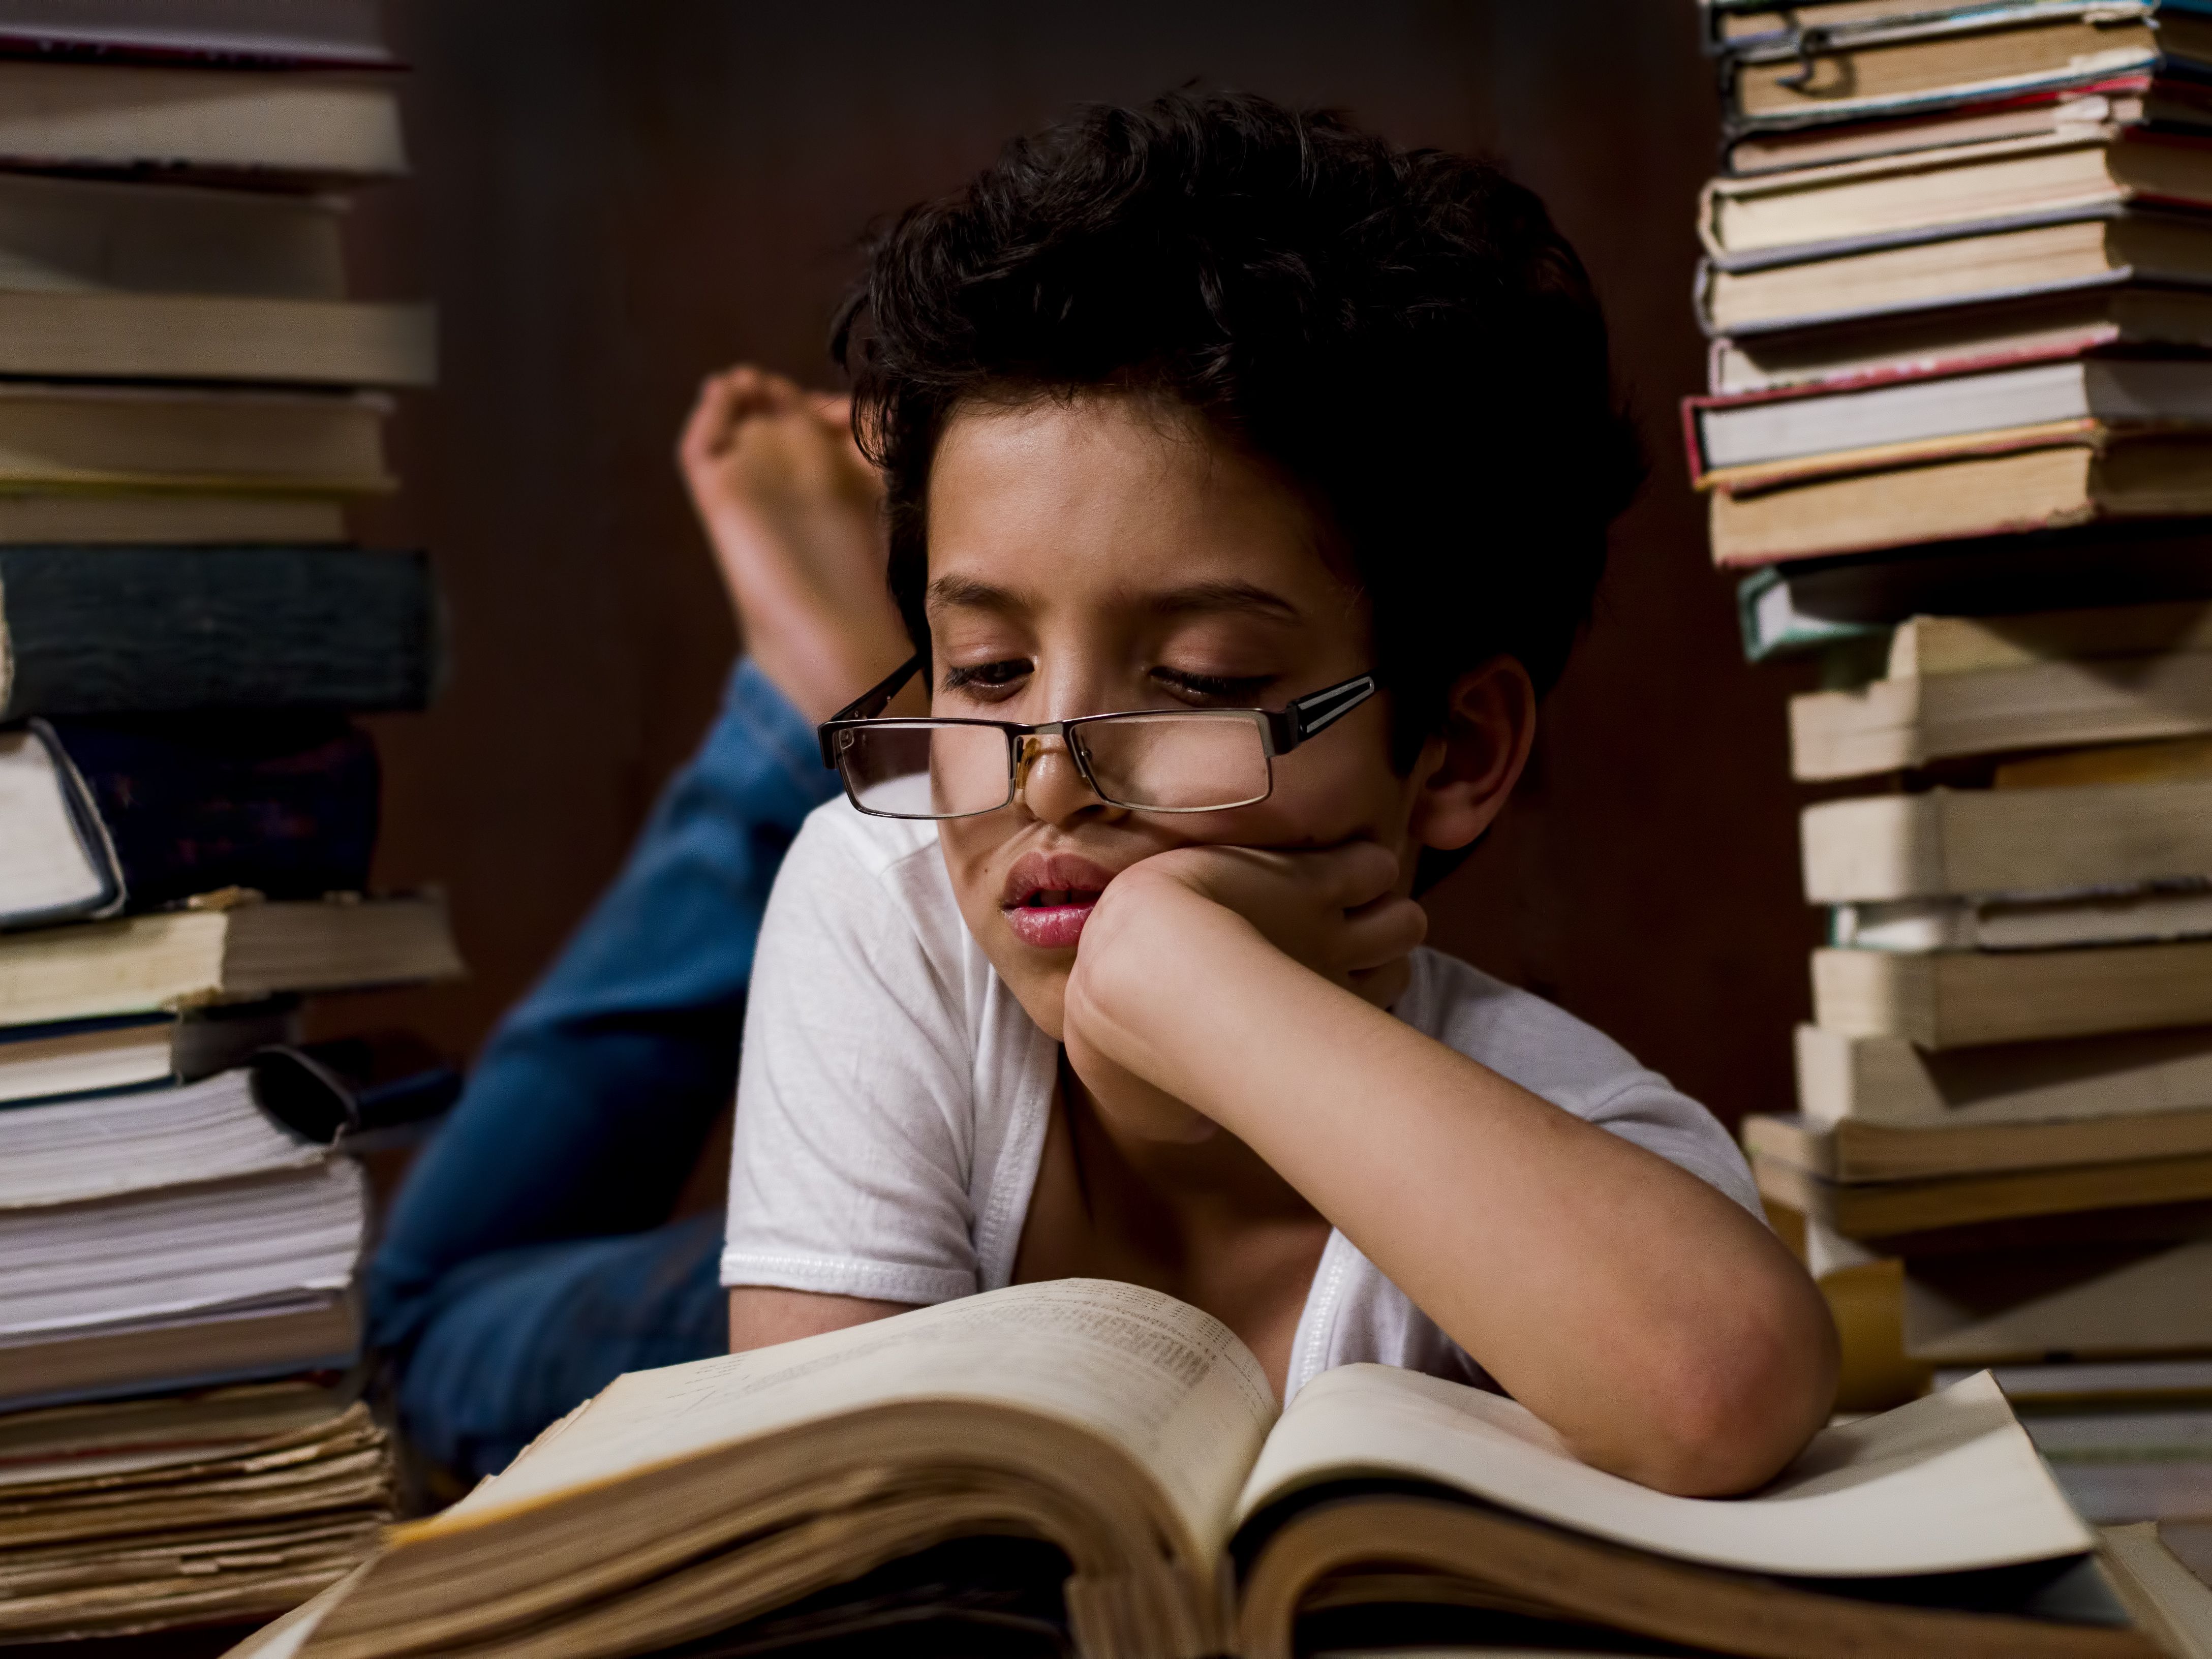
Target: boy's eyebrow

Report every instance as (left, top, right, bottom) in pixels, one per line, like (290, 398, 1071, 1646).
(926, 575, 1027, 615)
(1145, 580, 1301, 621)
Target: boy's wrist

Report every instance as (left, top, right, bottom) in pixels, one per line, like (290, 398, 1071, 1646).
(1072, 875, 1343, 1112)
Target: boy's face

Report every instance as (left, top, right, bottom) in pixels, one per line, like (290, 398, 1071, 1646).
(926, 392, 1429, 1039)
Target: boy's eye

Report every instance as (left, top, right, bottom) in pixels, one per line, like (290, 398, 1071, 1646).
(941, 659, 1031, 695)
(1151, 667, 1275, 704)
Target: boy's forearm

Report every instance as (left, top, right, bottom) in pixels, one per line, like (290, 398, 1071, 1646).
(1085, 899, 1836, 1494)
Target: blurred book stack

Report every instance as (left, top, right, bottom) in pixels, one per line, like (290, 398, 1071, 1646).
(1696, 0, 2212, 1569)
(0, 0, 459, 1643)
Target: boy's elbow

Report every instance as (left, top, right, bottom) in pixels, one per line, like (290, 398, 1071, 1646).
(1607, 1273, 1840, 1498)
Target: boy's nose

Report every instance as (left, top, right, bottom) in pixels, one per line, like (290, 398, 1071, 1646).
(1014, 734, 1121, 826)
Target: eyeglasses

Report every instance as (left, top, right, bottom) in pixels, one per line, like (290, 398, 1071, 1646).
(817, 655, 1379, 820)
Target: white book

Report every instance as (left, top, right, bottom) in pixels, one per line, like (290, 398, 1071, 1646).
(0, 1160, 363, 1343)
(0, 1069, 322, 1207)
(1698, 357, 2212, 473)
(0, 1004, 294, 1107)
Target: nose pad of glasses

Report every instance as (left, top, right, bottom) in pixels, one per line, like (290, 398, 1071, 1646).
(1012, 731, 1104, 811)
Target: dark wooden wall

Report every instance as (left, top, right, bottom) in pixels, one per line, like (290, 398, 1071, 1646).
(330, 0, 1826, 1131)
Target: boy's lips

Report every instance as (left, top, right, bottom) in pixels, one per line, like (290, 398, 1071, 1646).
(1000, 851, 1119, 950)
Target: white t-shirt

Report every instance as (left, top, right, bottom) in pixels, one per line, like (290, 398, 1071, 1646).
(724, 800, 1764, 1401)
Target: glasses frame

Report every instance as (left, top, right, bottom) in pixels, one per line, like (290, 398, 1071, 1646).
(817, 654, 1379, 820)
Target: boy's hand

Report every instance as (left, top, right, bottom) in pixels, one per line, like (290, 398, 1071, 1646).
(1112, 842, 1426, 1006)
(1061, 842, 1427, 1123)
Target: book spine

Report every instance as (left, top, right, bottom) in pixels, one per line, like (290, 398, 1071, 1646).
(0, 545, 440, 718)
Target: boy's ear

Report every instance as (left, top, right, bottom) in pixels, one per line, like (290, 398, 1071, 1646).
(1407, 657, 1537, 853)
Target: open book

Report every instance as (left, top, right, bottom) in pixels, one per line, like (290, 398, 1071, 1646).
(238, 1279, 2182, 1659)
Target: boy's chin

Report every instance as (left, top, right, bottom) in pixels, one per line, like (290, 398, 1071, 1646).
(988, 948, 1071, 1043)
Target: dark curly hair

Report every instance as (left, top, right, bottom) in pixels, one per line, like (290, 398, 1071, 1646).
(834, 89, 1642, 769)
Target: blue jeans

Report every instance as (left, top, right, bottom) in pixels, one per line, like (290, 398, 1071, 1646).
(367, 661, 839, 1481)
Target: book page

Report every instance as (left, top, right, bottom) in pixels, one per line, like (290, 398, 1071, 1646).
(1234, 1365, 2094, 1578)
(414, 1280, 1277, 1560)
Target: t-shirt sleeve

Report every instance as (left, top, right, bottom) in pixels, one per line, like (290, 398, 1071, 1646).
(1574, 1075, 1766, 1220)
(721, 808, 984, 1305)
(1412, 952, 1766, 1222)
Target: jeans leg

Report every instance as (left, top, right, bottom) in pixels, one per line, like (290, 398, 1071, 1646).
(393, 1212, 729, 1483)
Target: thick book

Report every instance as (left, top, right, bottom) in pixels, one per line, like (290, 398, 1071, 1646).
(1699, 213, 2212, 337)
(0, 1001, 293, 1105)
(0, 1381, 392, 1644)
(1753, 1143, 2212, 1237)
(1717, 2, 2212, 133)
(0, 1159, 365, 1392)
(0, 716, 379, 929)
(1687, 357, 2212, 478)
(0, 383, 391, 495)
(0, 169, 346, 299)
(4, 1290, 357, 1412)
(1746, 1108, 2212, 1183)
(0, 545, 438, 720)
(1799, 1022, 2212, 1127)
(1884, 598, 2212, 676)
(1949, 1356, 2212, 1404)
(1723, 75, 2212, 173)
(1704, 127, 2212, 262)
(1704, 412, 2212, 496)
(234, 1279, 2161, 1659)
(0, 895, 463, 1028)
(0, 495, 344, 545)
(0, 289, 433, 386)
(0, 1068, 339, 1207)
(0, 0, 392, 68)
(0, 60, 403, 180)
(1711, 428, 2212, 566)
(1811, 940, 2212, 1046)
(1788, 651, 2212, 778)
(1801, 777, 2212, 903)
(1712, 289, 2212, 397)
(1834, 883, 2212, 951)
(1903, 1235, 2212, 1362)
(2032, 1427, 2212, 1527)
(1736, 522, 2212, 659)
(1702, 1, 2183, 57)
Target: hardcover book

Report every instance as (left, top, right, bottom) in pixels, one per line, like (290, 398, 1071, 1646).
(1714, 2, 2212, 133)
(0, 545, 439, 719)
(0, 716, 379, 929)
(0, 895, 464, 1028)
(1735, 523, 2212, 659)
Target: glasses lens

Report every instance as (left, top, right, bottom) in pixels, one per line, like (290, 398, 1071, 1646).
(1078, 714, 1270, 810)
(838, 723, 1010, 818)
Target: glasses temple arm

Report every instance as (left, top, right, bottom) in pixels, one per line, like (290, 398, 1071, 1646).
(818, 654, 925, 768)
(1280, 673, 1378, 749)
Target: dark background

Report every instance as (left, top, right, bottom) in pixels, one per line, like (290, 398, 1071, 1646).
(329, 0, 1826, 1138)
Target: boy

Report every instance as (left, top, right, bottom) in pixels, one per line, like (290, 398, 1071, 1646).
(723, 91, 1835, 1496)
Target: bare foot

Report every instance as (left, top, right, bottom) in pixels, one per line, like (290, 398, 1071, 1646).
(678, 365, 910, 722)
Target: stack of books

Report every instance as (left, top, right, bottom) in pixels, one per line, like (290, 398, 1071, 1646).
(0, 1, 460, 1643)
(1694, 0, 2212, 1569)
